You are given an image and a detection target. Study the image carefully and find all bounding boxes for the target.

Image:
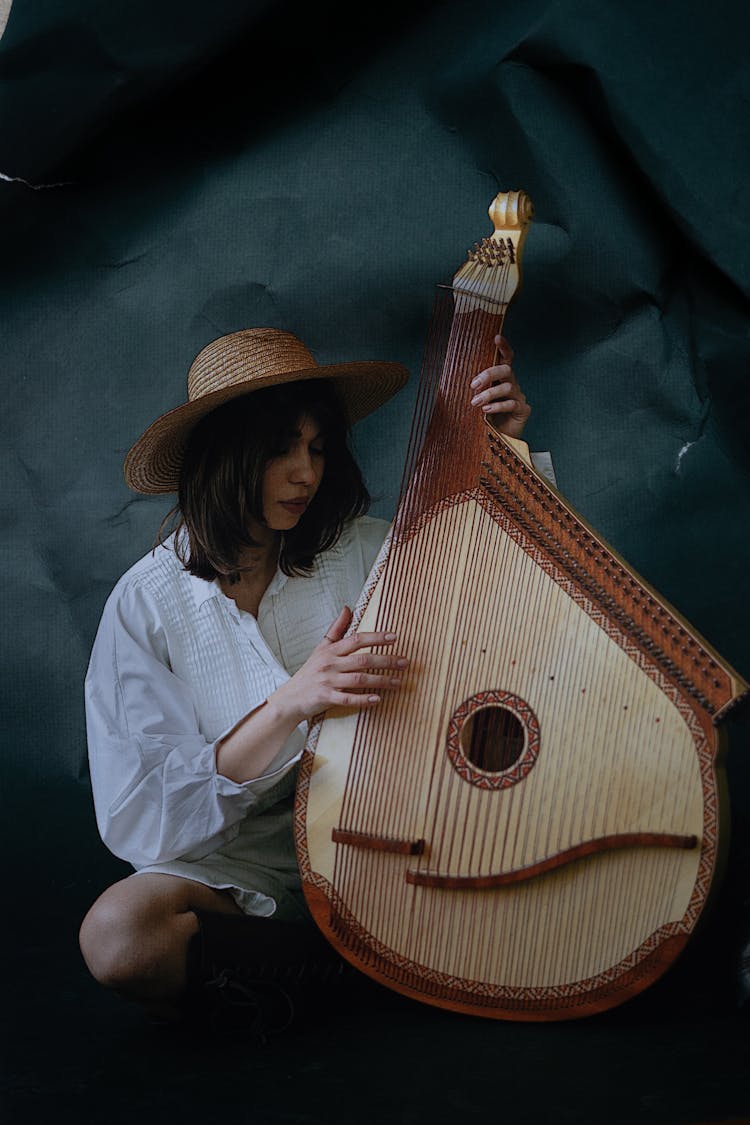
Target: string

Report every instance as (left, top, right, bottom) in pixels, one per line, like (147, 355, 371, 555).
(391, 263, 512, 967)
(325, 234, 703, 991)
(334, 282, 456, 936)
(407, 253, 516, 969)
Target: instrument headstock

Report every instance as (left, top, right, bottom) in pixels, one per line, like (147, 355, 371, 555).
(452, 190, 534, 314)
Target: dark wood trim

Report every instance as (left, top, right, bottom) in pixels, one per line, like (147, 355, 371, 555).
(302, 882, 690, 1022)
(332, 828, 426, 855)
(405, 832, 698, 890)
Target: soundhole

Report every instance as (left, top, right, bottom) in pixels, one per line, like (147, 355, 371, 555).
(459, 705, 526, 773)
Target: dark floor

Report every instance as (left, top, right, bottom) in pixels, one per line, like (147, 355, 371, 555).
(5, 910, 750, 1125)
(4, 784, 749, 1125)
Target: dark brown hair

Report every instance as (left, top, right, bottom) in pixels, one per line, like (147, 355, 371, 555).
(161, 379, 370, 579)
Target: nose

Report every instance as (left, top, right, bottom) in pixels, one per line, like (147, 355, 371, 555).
(290, 447, 316, 484)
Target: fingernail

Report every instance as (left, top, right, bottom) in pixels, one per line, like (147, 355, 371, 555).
(470, 376, 480, 388)
(385, 633, 397, 641)
(471, 395, 481, 405)
(390, 677, 401, 686)
(368, 695, 380, 703)
(396, 658, 409, 667)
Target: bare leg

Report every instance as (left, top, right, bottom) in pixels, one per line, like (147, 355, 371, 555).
(79, 872, 242, 1003)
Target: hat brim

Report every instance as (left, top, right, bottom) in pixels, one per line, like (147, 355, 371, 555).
(123, 360, 409, 494)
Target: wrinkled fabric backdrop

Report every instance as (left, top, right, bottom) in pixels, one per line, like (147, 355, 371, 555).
(2, 0, 749, 952)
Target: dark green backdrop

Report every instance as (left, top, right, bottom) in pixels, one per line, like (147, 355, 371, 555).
(2, 2, 749, 1122)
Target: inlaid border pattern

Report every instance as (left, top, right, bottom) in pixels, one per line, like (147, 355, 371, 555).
(294, 842, 683, 1010)
(481, 438, 731, 714)
(295, 467, 718, 1005)
(296, 728, 701, 1007)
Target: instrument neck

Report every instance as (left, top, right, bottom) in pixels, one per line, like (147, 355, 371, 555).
(394, 303, 503, 539)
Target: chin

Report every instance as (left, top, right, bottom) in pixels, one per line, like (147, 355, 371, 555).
(266, 511, 302, 532)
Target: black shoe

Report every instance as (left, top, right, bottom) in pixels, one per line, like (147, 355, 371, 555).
(201, 967, 295, 1042)
(183, 910, 352, 1041)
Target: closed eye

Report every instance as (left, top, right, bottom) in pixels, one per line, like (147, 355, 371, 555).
(269, 419, 325, 461)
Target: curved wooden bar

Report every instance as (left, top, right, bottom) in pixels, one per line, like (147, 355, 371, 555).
(405, 832, 699, 890)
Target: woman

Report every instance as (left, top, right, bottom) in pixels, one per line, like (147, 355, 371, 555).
(79, 326, 531, 1022)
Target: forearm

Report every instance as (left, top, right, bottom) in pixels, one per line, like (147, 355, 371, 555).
(215, 682, 306, 784)
(217, 607, 406, 783)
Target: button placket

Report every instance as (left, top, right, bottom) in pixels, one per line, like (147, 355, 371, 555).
(238, 610, 289, 685)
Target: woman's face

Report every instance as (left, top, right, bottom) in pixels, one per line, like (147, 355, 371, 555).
(261, 415, 326, 531)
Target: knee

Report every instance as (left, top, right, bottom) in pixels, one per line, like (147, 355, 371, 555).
(80, 885, 196, 997)
(79, 893, 142, 992)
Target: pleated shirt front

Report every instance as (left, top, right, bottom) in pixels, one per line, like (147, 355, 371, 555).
(84, 517, 389, 916)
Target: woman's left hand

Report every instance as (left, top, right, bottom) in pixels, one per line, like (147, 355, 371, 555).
(470, 334, 531, 439)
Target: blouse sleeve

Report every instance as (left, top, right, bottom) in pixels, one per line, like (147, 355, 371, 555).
(84, 578, 300, 868)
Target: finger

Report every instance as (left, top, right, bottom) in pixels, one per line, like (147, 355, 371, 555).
(482, 399, 518, 414)
(483, 399, 532, 420)
(339, 652, 410, 672)
(334, 630, 398, 654)
(328, 692, 383, 710)
(494, 334, 514, 363)
(322, 605, 353, 644)
(335, 671, 404, 691)
(472, 382, 514, 407)
(470, 364, 512, 394)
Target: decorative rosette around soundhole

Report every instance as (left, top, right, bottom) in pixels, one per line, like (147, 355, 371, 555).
(447, 690, 540, 790)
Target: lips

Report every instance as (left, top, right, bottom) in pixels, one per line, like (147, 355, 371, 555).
(279, 499, 309, 514)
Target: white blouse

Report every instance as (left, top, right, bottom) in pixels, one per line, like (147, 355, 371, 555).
(84, 517, 390, 871)
(85, 452, 556, 915)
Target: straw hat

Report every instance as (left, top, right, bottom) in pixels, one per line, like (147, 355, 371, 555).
(124, 327, 410, 494)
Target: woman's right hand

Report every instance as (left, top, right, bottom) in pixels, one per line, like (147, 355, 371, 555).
(273, 606, 409, 724)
